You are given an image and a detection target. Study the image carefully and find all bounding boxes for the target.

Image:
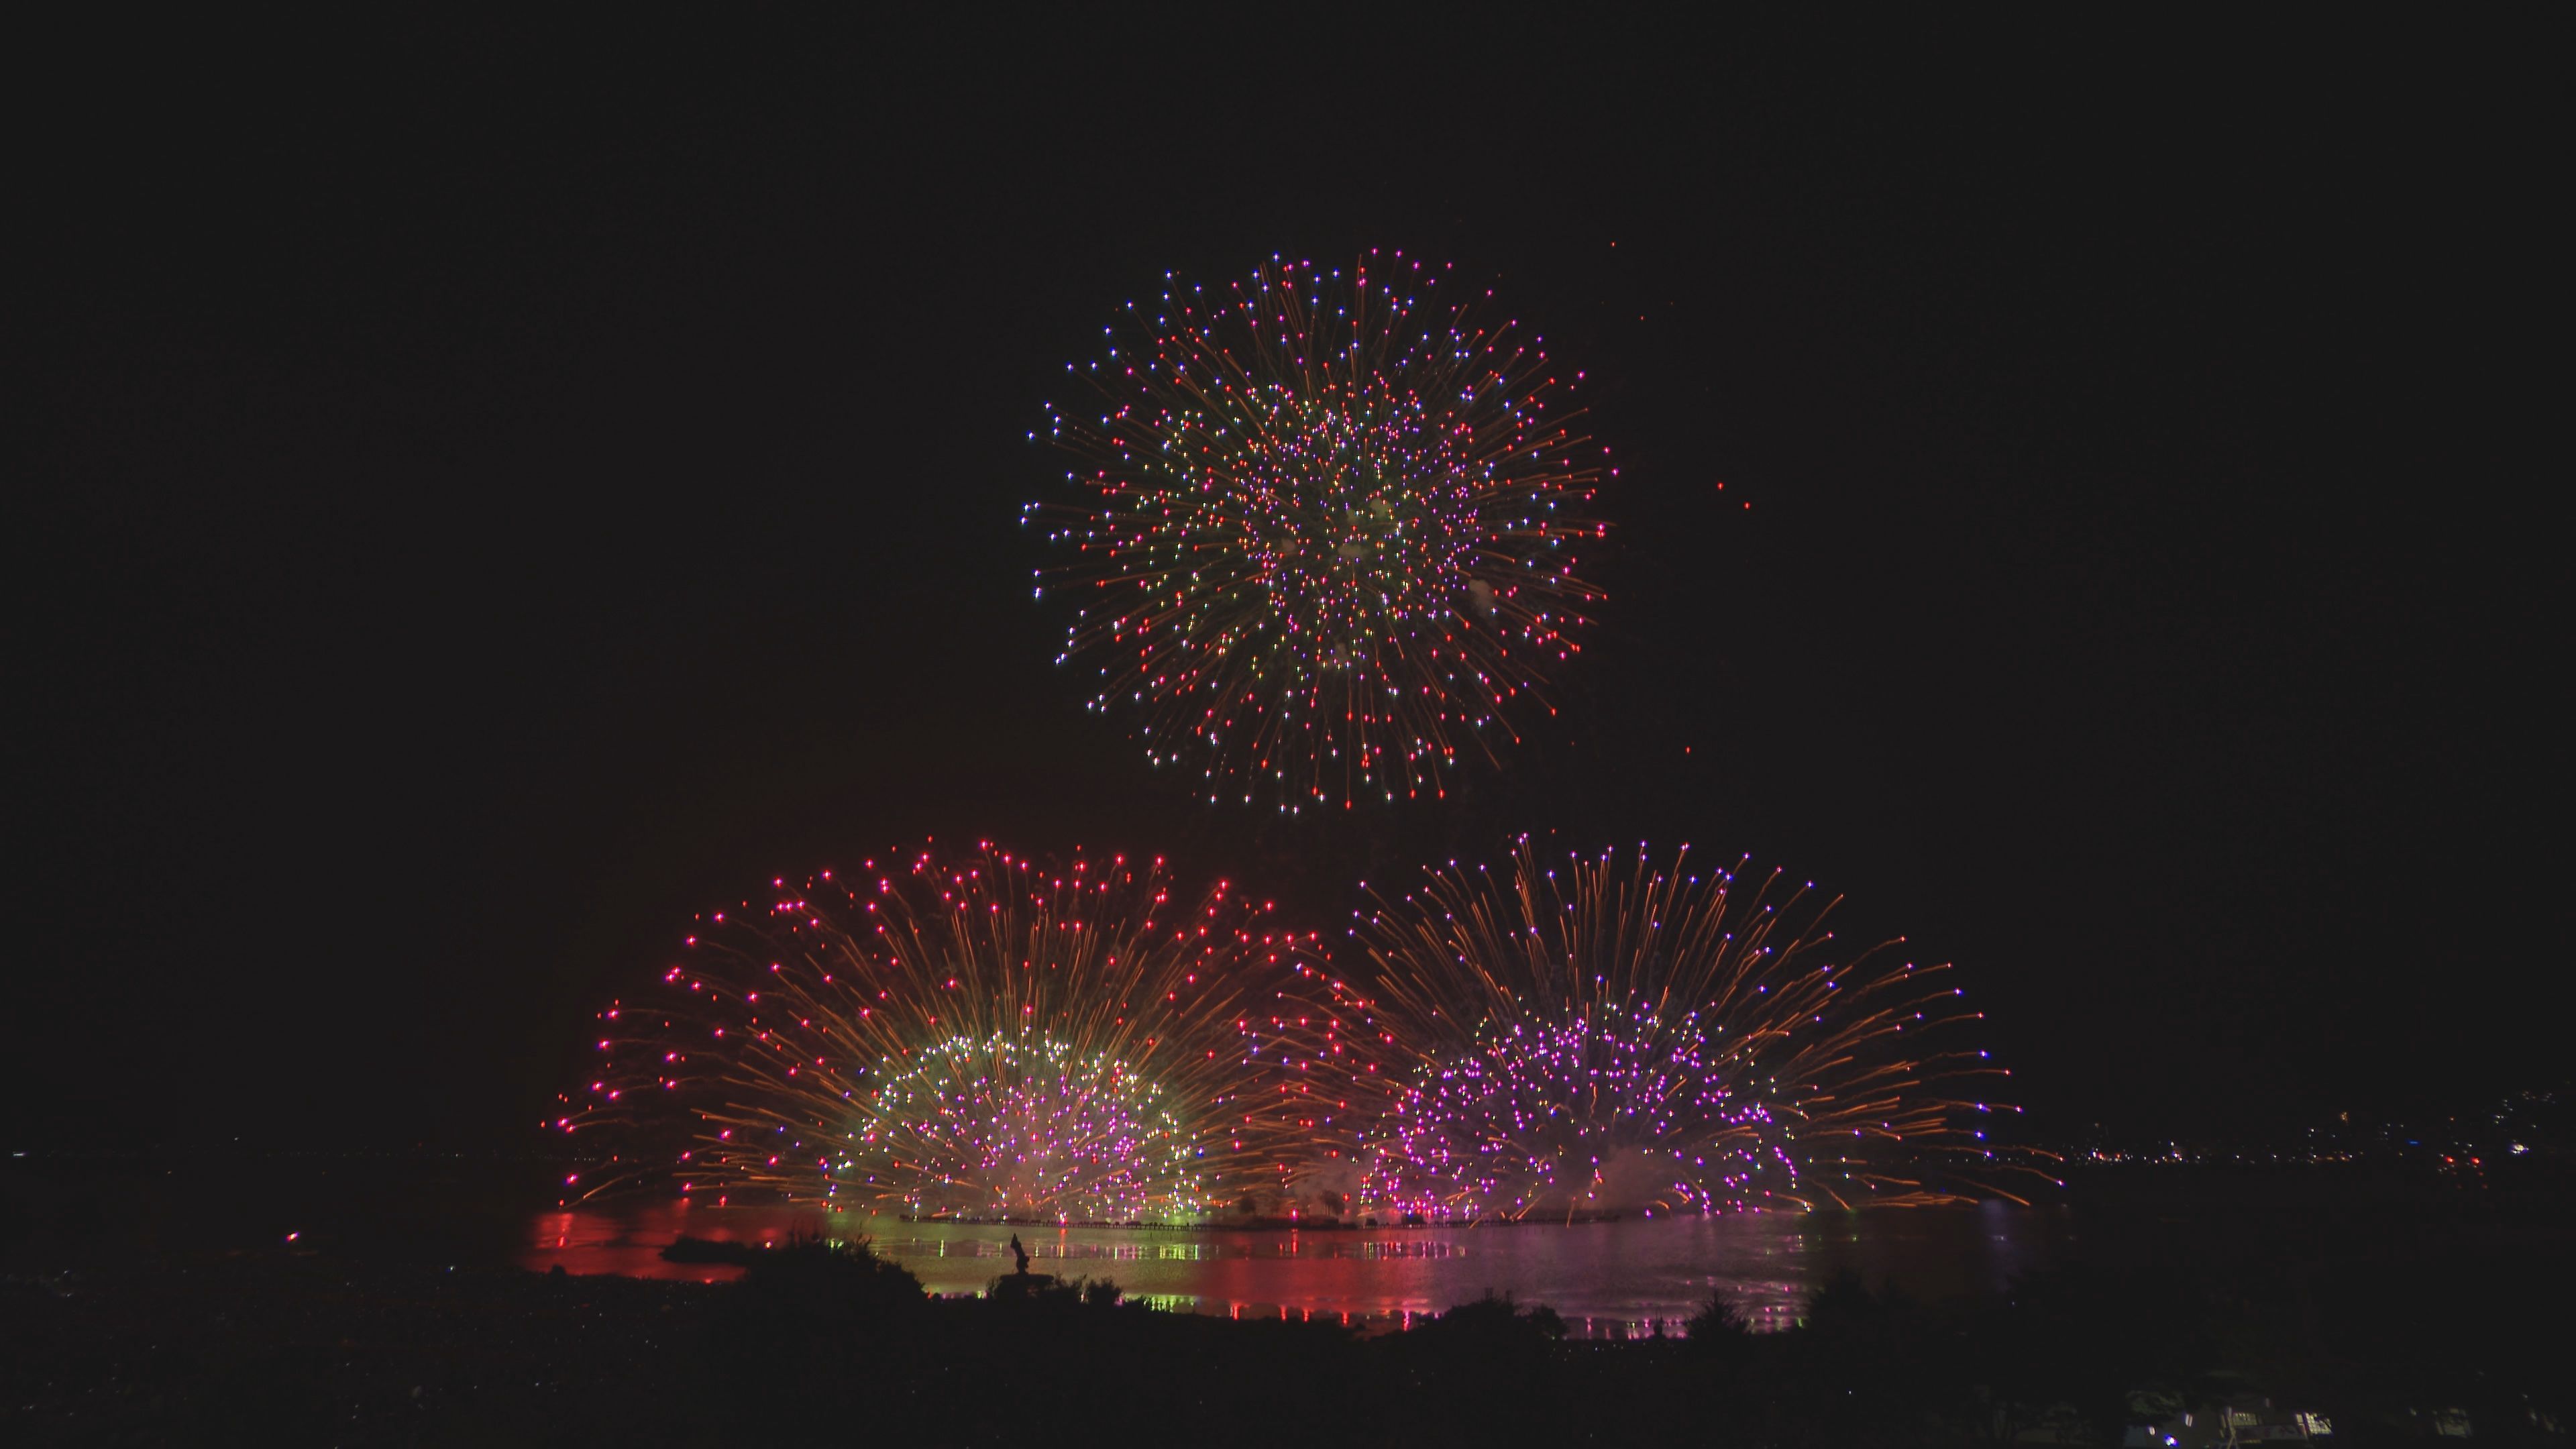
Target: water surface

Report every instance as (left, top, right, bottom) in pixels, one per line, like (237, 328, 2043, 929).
(523, 1200, 2074, 1336)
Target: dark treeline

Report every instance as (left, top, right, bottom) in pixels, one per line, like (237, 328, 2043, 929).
(7, 1230, 2566, 1446)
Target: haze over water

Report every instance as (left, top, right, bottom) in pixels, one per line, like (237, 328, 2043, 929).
(524, 1201, 2073, 1337)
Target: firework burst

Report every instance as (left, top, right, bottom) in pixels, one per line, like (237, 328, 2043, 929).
(559, 843, 1326, 1223)
(1026, 252, 1609, 812)
(1246, 841, 2049, 1222)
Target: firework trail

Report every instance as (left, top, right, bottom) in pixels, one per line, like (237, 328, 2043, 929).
(1026, 252, 1609, 812)
(557, 843, 1326, 1223)
(1244, 841, 2052, 1222)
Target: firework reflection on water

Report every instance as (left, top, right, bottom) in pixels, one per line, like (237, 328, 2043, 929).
(521, 1199, 2072, 1338)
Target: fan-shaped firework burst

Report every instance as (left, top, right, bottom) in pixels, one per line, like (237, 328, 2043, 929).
(1026, 252, 1609, 812)
(1245, 842, 2051, 1222)
(558, 843, 1326, 1223)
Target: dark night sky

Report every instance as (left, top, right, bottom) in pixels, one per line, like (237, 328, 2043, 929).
(7, 15, 2559, 1152)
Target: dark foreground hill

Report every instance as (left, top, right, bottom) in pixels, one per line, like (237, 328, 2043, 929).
(6, 1228, 2568, 1446)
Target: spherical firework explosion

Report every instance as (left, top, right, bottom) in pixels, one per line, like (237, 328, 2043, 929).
(1026, 252, 1608, 812)
(1249, 842, 2047, 1222)
(559, 843, 1326, 1223)
(835, 1032, 1205, 1221)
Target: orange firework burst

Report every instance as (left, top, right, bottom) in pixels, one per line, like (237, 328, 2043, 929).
(558, 843, 1327, 1224)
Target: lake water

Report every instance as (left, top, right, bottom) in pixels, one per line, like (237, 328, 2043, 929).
(521, 1199, 2078, 1337)
(9, 1152, 2560, 1342)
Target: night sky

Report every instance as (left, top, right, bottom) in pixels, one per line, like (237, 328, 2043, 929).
(10, 15, 2555, 1155)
